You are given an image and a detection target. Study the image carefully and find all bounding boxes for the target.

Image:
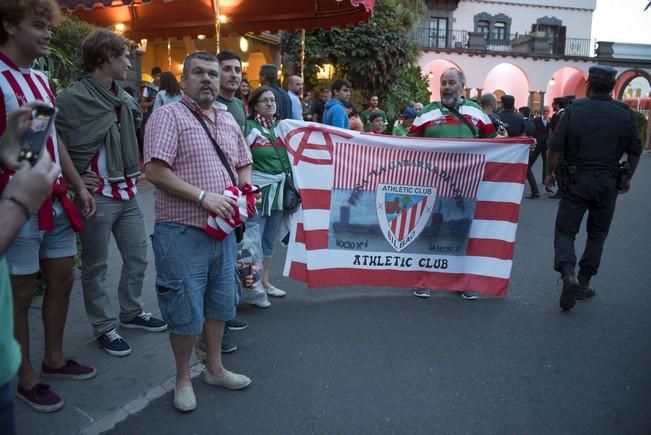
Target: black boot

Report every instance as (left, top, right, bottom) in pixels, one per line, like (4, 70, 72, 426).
(559, 266, 579, 311)
(577, 273, 596, 300)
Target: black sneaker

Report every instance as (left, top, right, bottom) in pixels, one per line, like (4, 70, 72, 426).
(221, 328, 237, 353)
(98, 328, 132, 357)
(121, 312, 168, 332)
(226, 318, 248, 331)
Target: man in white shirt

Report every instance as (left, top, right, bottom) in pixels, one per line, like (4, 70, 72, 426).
(286, 75, 304, 121)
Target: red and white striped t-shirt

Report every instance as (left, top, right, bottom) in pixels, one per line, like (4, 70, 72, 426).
(87, 146, 138, 200)
(0, 52, 60, 165)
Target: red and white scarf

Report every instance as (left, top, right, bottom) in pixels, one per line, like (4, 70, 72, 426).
(205, 184, 259, 240)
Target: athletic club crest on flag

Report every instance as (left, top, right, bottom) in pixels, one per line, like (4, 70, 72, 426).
(376, 184, 436, 252)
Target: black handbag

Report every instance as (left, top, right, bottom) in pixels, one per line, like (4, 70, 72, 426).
(282, 174, 301, 213)
(183, 102, 246, 242)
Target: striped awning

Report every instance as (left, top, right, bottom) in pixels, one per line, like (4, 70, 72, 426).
(57, 0, 374, 40)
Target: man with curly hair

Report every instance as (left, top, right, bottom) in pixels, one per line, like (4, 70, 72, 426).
(0, 0, 96, 414)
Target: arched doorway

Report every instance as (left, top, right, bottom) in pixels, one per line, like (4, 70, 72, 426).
(614, 69, 651, 101)
(482, 63, 530, 109)
(545, 67, 587, 106)
(421, 59, 464, 102)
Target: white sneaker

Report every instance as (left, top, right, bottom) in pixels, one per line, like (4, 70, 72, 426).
(173, 385, 196, 412)
(265, 285, 286, 297)
(413, 289, 431, 298)
(249, 298, 271, 308)
(461, 291, 478, 300)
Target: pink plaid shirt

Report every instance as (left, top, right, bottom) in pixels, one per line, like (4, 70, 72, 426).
(144, 95, 253, 229)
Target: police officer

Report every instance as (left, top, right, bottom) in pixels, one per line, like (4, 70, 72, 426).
(545, 65, 642, 311)
(498, 95, 526, 138)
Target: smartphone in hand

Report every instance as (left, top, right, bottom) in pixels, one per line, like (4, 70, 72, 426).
(19, 105, 57, 166)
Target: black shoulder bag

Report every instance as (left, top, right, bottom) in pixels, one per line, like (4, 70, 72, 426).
(447, 104, 479, 139)
(183, 102, 246, 242)
(270, 136, 301, 214)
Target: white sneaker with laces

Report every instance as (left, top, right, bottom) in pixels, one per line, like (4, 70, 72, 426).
(265, 285, 286, 297)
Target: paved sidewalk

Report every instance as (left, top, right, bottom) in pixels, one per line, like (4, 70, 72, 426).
(14, 186, 189, 435)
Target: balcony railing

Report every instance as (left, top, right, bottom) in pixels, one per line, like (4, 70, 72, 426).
(413, 28, 593, 58)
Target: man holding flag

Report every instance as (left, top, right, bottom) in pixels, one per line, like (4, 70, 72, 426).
(409, 67, 496, 300)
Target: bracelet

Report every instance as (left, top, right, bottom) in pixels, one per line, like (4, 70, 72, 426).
(3, 196, 30, 220)
(198, 190, 206, 207)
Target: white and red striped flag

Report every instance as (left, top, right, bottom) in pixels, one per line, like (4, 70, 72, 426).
(277, 120, 531, 296)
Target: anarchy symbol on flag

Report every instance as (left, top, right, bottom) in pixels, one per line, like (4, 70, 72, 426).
(281, 125, 354, 166)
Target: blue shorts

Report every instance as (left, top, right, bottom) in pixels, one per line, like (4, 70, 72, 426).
(6, 201, 77, 276)
(152, 223, 237, 335)
(249, 211, 284, 259)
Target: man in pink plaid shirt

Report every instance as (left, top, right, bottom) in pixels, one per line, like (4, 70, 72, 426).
(144, 51, 253, 412)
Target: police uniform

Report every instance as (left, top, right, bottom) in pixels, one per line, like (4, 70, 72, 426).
(548, 65, 642, 310)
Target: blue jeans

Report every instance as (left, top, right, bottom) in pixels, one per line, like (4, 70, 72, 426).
(152, 223, 237, 335)
(0, 382, 16, 435)
(249, 211, 284, 259)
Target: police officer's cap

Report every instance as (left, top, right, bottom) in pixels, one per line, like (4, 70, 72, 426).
(588, 65, 617, 81)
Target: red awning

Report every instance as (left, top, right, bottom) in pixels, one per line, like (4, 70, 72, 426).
(57, 0, 374, 40)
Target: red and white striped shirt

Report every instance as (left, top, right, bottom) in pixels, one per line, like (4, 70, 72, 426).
(87, 146, 138, 200)
(0, 51, 60, 164)
(0, 52, 81, 232)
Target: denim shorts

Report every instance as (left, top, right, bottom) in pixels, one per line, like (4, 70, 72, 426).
(152, 223, 237, 335)
(6, 200, 77, 275)
(249, 210, 284, 259)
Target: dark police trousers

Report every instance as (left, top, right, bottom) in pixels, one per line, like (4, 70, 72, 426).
(553, 169, 618, 277)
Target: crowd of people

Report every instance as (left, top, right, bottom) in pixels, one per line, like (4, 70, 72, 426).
(0, 0, 642, 429)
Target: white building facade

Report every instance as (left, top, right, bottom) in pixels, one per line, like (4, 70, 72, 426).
(416, 0, 651, 110)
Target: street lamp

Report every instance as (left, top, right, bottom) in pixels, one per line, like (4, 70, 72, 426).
(239, 37, 249, 52)
(316, 64, 334, 80)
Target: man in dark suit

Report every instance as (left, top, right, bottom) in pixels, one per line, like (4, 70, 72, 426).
(533, 105, 551, 184)
(519, 106, 539, 198)
(548, 98, 568, 198)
